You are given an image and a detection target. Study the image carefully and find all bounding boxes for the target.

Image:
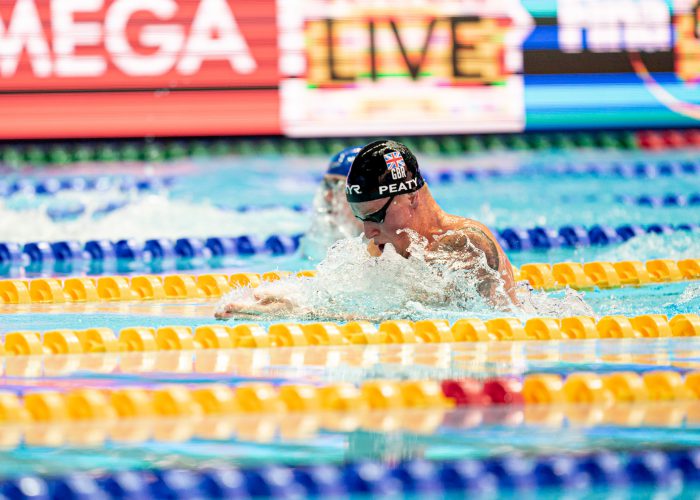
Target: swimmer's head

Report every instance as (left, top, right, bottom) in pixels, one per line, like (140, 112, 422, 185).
(313, 146, 364, 239)
(326, 146, 363, 178)
(320, 146, 364, 217)
(345, 140, 424, 204)
(346, 140, 427, 256)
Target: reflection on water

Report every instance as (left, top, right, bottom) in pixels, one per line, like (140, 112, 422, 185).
(5, 337, 700, 381)
(3, 401, 700, 476)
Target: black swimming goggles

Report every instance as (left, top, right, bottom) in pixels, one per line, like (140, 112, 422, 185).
(353, 195, 395, 224)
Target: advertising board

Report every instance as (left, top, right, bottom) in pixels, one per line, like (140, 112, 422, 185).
(0, 0, 697, 138)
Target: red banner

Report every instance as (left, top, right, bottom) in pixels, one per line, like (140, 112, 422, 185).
(0, 0, 280, 138)
(3, 0, 695, 139)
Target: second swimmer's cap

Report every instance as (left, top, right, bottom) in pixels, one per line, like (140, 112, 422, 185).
(346, 140, 425, 203)
(327, 146, 362, 177)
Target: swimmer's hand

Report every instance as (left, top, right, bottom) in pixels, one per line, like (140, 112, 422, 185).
(214, 289, 295, 320)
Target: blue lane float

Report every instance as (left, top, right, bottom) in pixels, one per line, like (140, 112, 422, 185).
(618, 193, 700, 208)
(113, 239, 144, 261)
(438, 160, 700, 184)
(0, 176, 175, 198)
(558, 225, 591, 247)
(174, 237, 209, 259)
(143, 239, 176, 261)
(5, 159, 700, 204)
(3, 449, 700, 499)
(1, 221, 696, 274)
(49, 241, 83, 262)
(22, 242, 54, 266)
(0, 243, 23, 273)
(308, 159, 700, 189)
(204, 237, 238, 257)
(83, 240, 115, 261)
(495, 222, 696, 251)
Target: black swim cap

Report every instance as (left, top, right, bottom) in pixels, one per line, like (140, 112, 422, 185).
(345, 140, 425, 203)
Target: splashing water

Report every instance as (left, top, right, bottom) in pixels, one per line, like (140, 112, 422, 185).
(668, 283, 700, 312)
(217, 230, 594, 322)
(600, 231, 700, 262)
(657, 282, 700, 317)
(299, 179, 362, 260)
(517, 285, 595, 318)
(678, 283, 700, 304)
(0, 190, 308, 243)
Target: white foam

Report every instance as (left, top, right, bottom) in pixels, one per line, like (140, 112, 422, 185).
(599, 231, 700, 262)
(675, 283, 700, 306)
(217, 231, 594, 322)
(299, 180, 362, 260)
(0, 191, 308, 243)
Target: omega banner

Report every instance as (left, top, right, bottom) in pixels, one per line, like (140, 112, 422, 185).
(0, 0, 698, 138)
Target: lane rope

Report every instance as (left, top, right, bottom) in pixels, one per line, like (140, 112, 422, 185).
(1, 314, 698, 358)
(0, 257, 697, 305)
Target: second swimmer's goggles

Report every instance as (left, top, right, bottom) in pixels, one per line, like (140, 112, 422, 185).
(353, 195, 395, 224)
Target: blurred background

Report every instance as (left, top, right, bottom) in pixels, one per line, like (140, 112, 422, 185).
(0, 0, 697, 138)
(0, 0, 698, 273)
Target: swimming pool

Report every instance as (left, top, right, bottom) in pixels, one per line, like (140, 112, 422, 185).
(1, 133, 700, 497)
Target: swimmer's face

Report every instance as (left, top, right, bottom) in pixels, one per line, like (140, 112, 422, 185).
(350, 193, 417, 257)
(321, 174, 345, 204)
(321, 174, 363, 231)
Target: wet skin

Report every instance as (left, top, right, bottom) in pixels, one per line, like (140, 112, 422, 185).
(350, 186, 517, 304)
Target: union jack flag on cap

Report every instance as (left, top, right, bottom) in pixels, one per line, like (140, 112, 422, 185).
(383, 151, 405, 171)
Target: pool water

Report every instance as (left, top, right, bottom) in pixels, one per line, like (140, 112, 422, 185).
(2, 140, 700, 496)
(4, 148, 700, 261)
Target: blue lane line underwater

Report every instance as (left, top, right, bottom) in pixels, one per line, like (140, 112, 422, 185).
(4, 153, 700, 205)
(0, 222, 695, 276)
(3, 449, 700, 498)
(0, 176, 175, 197)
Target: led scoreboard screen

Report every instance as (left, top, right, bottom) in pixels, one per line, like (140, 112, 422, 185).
(524, 0, 700, 128)
(0, 0, 698, 138)
(278, 0, 532, 135)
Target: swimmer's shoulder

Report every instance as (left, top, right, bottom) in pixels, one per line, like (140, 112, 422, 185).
(430, 217, 502, 272)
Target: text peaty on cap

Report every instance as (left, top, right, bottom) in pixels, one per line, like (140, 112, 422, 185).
(345, 140, 425, 203)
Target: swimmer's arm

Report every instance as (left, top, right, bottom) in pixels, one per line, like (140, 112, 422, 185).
(215, 303, 362, 322)
(214, 288, 362, 321)
(431, 227, 515, 305)
(215, 290, 295, 320)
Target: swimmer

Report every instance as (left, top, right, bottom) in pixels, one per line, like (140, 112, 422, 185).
(299, 146, 363, 259)
(347, 139, 517, 305)
(215, 139, 516, 319)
